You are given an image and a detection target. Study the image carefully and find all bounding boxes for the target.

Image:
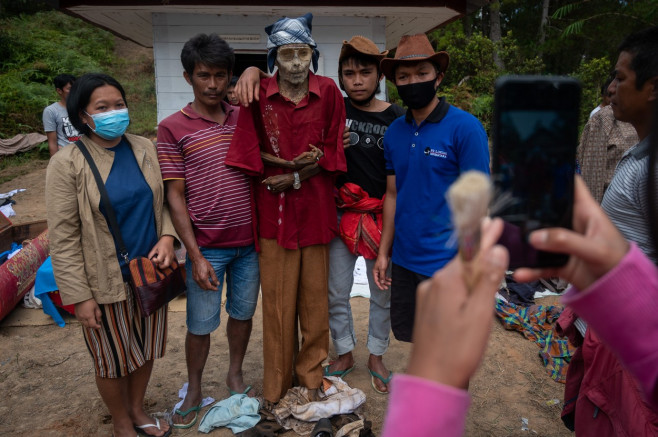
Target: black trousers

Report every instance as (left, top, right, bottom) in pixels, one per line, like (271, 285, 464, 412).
(390, 263, 430, 342)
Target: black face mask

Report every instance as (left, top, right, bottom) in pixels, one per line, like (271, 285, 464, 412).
(396, 79, 438, 110)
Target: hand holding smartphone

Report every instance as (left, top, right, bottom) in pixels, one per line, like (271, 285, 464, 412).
(492, 75, 581, 269)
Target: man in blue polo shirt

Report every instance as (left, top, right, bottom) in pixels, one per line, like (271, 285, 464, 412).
(373, 34, 490, 342)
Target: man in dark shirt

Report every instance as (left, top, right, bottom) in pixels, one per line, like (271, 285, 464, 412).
(325, 36, 404, 395)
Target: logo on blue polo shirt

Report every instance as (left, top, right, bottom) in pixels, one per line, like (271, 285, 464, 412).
(424, 147, 447, 158)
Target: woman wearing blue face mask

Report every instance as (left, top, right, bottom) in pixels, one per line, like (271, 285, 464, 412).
(46, 73, 177, 437)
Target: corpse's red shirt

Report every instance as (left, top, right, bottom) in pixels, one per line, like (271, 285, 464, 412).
(226, 72, 346, 249)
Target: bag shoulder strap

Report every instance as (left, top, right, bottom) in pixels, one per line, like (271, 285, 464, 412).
(74, 139, 129, 263)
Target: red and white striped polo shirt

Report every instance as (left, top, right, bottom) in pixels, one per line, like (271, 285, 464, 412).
(157, 102, 253, 248)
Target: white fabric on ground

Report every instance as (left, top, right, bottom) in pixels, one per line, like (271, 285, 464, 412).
(272, 376, 366, 435)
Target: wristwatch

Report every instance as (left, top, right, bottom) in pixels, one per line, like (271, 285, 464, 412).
(293, 172, 301, 189)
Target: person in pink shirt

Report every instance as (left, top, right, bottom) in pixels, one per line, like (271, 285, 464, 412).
(383, 172, 658, 436)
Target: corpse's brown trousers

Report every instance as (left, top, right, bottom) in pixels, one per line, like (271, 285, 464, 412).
(258, 238, 330, 403)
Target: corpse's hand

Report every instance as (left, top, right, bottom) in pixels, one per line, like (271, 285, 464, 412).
(147, 235, 176, 269)
(263, 173, 294, 193)
(514, 176, 629, 291)
(407, 217, 508, 389)
(75, 298, 102, 329)
(291, 145, 323, 169)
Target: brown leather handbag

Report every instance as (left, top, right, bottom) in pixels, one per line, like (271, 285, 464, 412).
(128, 256, 185, 317)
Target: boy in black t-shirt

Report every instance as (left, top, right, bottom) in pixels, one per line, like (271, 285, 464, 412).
(325, 36, 405, 395)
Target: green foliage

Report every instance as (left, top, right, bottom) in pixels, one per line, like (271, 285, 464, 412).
(0, 0, 52, 18)
(498, 32, 545, 75)
(427, 24, 547, 135)
(0, 10, 157, 138)
(573, 57, 613, 126)
(108, 52, 157, 137)
(552, 3, 582, 20)
(553, 0, 658, 37)
(431, 23, 497, 94)
(0, 11, 114, 136)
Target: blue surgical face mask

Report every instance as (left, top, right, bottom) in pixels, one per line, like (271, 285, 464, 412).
(85, 108, 130, 140)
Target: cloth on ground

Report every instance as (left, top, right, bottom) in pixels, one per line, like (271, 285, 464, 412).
(34, 256, 67, 327)
(271, 376, 366, 435)
(0, 134, 46, 156)
(539, 277, 569, 294)
(172, 382, 215, 414)
(335, 419, 364, 437)
(0, 189, 26, 200)
(198, 393, 261, 434)
(499, 275, 544, 306)
(0, 242, 22, 264)
(0, 204, 16, 218)
(22, 286, 42, 309)
(495, 298, 576, 383)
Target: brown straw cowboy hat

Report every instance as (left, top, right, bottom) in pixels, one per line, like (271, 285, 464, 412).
(339, 35, 389, 64)
(380, 33, 450, 81)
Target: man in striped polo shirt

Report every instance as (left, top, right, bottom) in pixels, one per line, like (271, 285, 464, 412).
(601, 26, 658, 262)
(555, 27, 658, 433)
(157, 34, 260, 429)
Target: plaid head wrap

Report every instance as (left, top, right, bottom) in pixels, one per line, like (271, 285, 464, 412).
(265, 12, 319, 73)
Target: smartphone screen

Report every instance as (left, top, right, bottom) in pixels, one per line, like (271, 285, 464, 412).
(492, 76, 581, 268)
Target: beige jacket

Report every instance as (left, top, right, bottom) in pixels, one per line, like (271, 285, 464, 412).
(46, 134, 177, 306)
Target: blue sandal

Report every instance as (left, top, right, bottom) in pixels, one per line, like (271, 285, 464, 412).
(323, 364, 355, 379)
(172, 403, 202, 429)
(229, 384, 253, 396)
(369, 369, 393, 394)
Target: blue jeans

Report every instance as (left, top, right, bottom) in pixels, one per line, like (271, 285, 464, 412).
(185, 244, 260, 335)
(328, 213, 391, 356)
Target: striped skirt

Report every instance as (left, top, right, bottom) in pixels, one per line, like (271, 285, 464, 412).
(82, 283, 167, 378)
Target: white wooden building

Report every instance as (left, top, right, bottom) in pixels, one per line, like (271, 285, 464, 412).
(57, 2, 488, 122)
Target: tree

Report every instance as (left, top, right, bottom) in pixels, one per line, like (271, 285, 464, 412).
(489, 1, 505, 69)
(538, 0, 551, 47)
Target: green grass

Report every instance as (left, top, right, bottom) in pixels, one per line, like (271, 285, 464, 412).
(108, 55, 157, 138)
(0, 10, 157, 180)
(0, 11, 114, 136)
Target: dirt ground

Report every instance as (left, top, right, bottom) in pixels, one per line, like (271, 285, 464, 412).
(0, 163, 573, 437)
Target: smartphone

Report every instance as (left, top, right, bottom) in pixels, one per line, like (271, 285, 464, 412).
(491, 75, 581, 269)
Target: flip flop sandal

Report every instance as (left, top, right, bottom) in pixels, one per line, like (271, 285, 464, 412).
(311, 418, 333, 437)
(229, 384, 254, 396)
(172, 403, 202, 429)
(369, 369, 393, 395)
(322, 364, 355, 378)
(134, 417, 172, 437)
